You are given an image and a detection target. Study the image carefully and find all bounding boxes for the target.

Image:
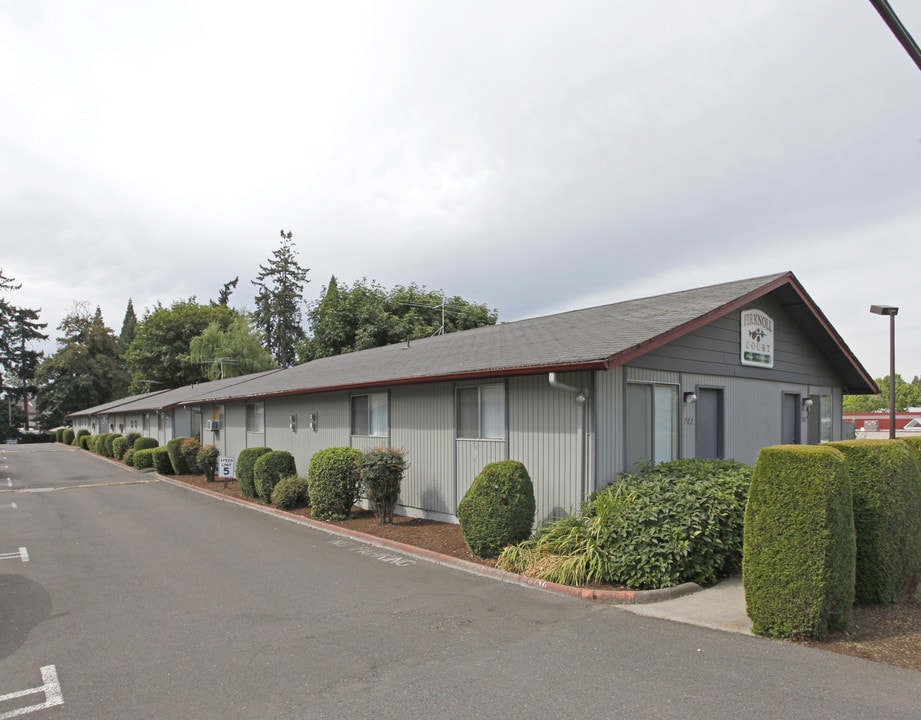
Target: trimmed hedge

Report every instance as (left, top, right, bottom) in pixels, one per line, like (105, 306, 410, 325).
(79, 434, 92, 450)
(743, 445, 855, 640)
(307, 447, 362, 520)
(125, 432, 141, 449)
(76, 429, 90, 442)
(271, 476, 310, 510)
(254, 450, 298, 503)
(55, 428, 65, 443)
(167, 437, 191, 474)
(123, 448, 135, 467)
(62, 428, 75, 446)
(179, 437, 202, 474)
(134, 436, 158, 452)
(197, 445, 220, 482)
(237, 447, 271, 499)
(458, 460, 535, 558)
(104, 434, 121, 458)
(134, 448, 156, 470)
(153, 447, 174, 474)
(112, 436, 128, 461)
(831, 440, 921, 604)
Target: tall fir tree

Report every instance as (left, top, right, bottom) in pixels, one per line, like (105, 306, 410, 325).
(251, 230, 310, 367)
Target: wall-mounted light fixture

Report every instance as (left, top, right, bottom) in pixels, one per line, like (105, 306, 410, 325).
(802, 397, 814, 419)
(684, 392, 698, 404)
(289, 414, 297, 432)
(308, 413, 318, 431)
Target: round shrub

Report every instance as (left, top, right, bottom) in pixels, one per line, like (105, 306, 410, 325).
(197, 444, 220, 482)
(125, 432, 141, 449)
(358, 448, 408, 525)
(179, 437, 202, 475)
(167, 437, 191, 474)
(55, 428, 65, 443)
(134, 448, 156, 471)
(134, 437, 158, 452)
(152, 447, 174, 474)
(271, 476, 310, 510)
(254, 450, 298, 504)
(62, 429, 75, 446)
(237, 447, 272, 499)
(104, 434, 121, 458)
(79, 434, 92, 450)
(307, 447, 363, 520)
(123, 448, 135, 467)
(112, 436, 128, 461)
(458, 460, 535, 558)
(76, 429, 90, 442)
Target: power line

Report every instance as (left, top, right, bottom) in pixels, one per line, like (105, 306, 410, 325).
(868, 0, 921, 72)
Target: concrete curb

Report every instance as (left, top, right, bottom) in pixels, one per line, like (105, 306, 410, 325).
(157, 474, 704, 606)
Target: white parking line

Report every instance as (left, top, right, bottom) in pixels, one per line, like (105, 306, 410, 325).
(0, 502, 16, 509)
(0, 548, 28, 562)
(0, 665, 64, 719)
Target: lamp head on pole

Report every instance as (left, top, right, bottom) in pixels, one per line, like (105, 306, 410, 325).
(870, 304, 899, 316)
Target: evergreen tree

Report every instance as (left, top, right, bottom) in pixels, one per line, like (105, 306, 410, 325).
(119, 298, 137, 349)
(215, 277, 239, 307)
(35, 303, 127, 428)
(0, 270, 48, 431)
(251, 230, 310, 367)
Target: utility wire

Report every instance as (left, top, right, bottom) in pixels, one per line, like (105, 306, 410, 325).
(868, 0, 921, 72)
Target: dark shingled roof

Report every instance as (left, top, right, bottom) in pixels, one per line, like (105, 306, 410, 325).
(177, 271, 877, 405)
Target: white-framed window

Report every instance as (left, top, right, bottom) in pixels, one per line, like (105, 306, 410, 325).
(351, 392, 389, 437)
(457, 384, 505, 439)
(625, 382, 679, 469)
(246, 401, 265, 433)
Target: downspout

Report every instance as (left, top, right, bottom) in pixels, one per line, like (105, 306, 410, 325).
(548, 373, 589, 503)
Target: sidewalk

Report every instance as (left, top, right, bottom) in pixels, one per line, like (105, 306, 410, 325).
(620, 575, 753, 635)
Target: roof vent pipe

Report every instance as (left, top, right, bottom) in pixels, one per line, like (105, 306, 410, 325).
(549, 373, 587, 403)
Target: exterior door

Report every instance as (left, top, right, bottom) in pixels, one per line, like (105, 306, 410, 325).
(781, 393, 801, 445)
(695, 388, 724, 459)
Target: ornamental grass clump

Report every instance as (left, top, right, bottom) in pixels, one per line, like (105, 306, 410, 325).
(358, 448, 407, 525)
(307, 447, 363, 520)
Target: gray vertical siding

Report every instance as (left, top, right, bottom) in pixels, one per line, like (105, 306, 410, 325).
(390, 383, 455, 516)
(593, 366, 624, 490)
(509, 372, 591, 524)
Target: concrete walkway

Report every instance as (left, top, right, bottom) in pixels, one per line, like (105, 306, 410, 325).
(620, 575, 753, 635)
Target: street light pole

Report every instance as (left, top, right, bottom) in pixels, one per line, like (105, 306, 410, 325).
(870, 304, 899, 439)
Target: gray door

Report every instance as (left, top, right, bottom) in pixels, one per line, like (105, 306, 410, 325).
(695, 388, 724, 459)
(781, 393, 801, 445)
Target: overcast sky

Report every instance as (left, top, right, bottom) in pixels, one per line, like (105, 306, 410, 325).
(3, 1, 921, 381)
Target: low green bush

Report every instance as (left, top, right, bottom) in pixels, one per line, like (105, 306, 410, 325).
(134, 437, 158, 452)
(104, 434, 121, 458)
(197, 445, 220, 482)
(79, 434, 91, 450)
(123, 448, 135, 467)
(134, 448, 156, 470)
(112, 436, 128, 461)
(499, 458, 751, 587)
(831, 440, 921, 604)
(153, 447, 173, 474)
(125, 432, 141, 449)
(76, 429, 90, 442)
(237, 447, 271, 499)
(62, 428, 75, 446)
(254, 450, 298, 503)
(179, 437, 202, 474)
(271, 476, 310, 510)
(307, 447, 362, 520)
(55, 428, 64, 443)
(458, 460, 533, 557)
(167, 437, 190, 474)
(743, 445, 855, 640)
(359, 448, 408, 525)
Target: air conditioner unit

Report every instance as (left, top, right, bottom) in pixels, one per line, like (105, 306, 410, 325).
(206, 420, 221, 431)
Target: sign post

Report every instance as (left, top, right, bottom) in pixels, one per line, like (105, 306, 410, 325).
(218, 456, 235, 489)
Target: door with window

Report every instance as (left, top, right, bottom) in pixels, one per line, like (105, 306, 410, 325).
(625, 383, 678, 471)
